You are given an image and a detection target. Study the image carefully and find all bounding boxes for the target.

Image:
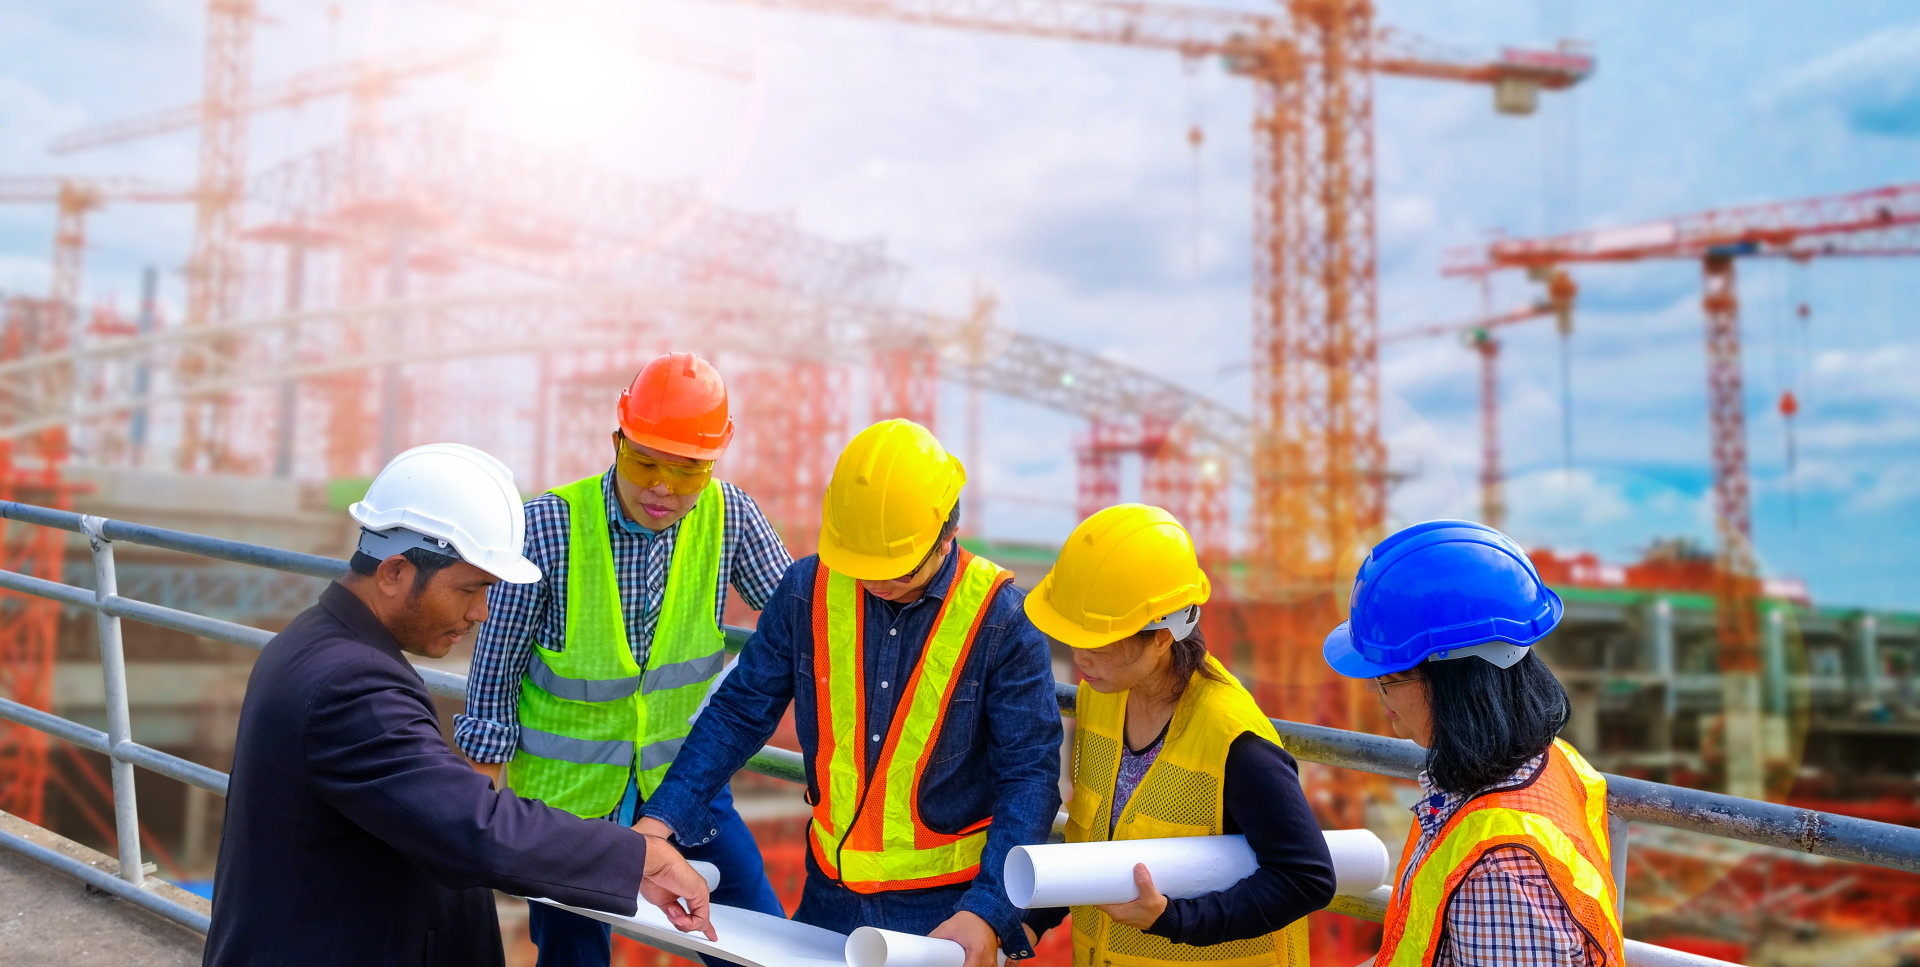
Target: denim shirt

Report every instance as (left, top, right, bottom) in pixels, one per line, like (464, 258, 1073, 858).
(642, 548, 1064, 958)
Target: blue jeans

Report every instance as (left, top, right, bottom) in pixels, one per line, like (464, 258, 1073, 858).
(528, 778, 783, 967)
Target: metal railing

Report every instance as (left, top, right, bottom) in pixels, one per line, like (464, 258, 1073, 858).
(3, 500, 1915, 965)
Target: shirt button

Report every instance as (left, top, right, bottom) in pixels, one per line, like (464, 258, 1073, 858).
(889, 628, 898, 636)
(871, 734, 881, 742)
(881, 681, 890, 689)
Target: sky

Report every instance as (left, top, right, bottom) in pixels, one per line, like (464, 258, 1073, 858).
(1, 0, 1915, 609)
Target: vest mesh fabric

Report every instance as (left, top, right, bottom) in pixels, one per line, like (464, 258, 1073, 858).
(507, 475, 726, 817)
(1068, 657, 1311, 967)
(1377, 740, 1623, 967)
(807, 549, 1012, 893)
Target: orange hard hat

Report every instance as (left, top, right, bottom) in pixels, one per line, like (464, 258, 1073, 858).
(616, 353, 734, 460)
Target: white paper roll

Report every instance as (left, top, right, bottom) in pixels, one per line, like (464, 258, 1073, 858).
(846, 927, 966, 967)
(1004, 829, 1389, 908)
(526, 897, 847, 967)
(689, 859, 722, 892)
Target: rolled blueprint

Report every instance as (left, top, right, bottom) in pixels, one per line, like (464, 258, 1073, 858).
(846, 927, 965, 967)
(690, 859, 721, 892)
(527, 897, 847, 967)
(1004, 829, 1389, 908)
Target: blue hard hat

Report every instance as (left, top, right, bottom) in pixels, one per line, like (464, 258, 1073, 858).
(1323, 519, 1564, 679)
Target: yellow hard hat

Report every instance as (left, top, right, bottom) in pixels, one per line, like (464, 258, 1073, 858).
(818, 419, 967, 580)
(1026, 504, 1211, 649)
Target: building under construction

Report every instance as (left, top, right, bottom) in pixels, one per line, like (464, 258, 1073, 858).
(1, 1, 1917, 965)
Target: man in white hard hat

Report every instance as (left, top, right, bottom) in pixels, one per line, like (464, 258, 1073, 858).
(204, 444, 715, 967)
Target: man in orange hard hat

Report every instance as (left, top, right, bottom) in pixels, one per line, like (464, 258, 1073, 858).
(638, 419, 1064, 967)
(456, 352, 792, 966)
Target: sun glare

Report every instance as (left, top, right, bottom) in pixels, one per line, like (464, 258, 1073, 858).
(492, 20, 635, 138)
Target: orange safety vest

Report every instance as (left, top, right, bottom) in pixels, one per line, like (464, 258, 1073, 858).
(807, 548, 1013, 893)
(1376, 738, 1624, 967)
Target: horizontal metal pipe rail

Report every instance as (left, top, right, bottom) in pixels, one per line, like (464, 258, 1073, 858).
(0, 500, 1889, 964)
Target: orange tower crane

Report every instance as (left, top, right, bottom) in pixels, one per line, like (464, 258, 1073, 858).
(1380, 300, 1556, 530)
(1446, 180, 1920, 798)
(0, 176, 197, 822)
(50, 19, 506, 470)
(712, 0, 1591, 758)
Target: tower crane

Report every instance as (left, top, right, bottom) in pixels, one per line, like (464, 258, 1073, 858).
(1380, 300, 1555, 530)
(689, 0, 1593, 735)
(47, 22, 509, 469)
(0, 178, 199, 327)
(0, 176, 195, 824)
(1445, 180, 1920, 800)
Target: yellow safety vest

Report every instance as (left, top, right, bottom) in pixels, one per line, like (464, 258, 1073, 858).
(1067, 654, 1312, 967)
(1376, 739, 1623, 967)
(807, 548, 1012, 893)
(505, 474, 727, 818)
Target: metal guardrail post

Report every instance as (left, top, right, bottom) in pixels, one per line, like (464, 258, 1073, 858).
(1610, 812, 1629, 913)
(81, 515, 145, 888)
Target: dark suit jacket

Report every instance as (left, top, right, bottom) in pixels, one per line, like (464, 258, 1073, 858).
(205, 582, 650, 966)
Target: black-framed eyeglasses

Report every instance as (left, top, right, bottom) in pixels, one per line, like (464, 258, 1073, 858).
(876, 538, 944, 585)
(1374, 674, 1424, 693)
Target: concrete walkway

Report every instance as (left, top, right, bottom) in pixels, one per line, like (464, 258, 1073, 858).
(0, 811, 205, 966)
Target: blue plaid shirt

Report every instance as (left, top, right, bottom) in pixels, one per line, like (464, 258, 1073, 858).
(1401, 754, 1598, 967)
(453, 469, 793, 764)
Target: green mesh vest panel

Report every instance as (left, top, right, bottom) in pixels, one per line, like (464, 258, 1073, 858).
(506, 475, 727, 818)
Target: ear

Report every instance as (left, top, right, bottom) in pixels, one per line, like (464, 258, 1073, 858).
(374, 554, 416, 598)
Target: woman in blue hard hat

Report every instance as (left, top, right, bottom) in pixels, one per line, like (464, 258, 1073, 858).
(1022, 504, 1335, 967)
(1322, 520, 1624, 967)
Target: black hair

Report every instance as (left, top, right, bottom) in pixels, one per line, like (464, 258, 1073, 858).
(1421, 650, 1571, 795)
(937, 502, 961, 547)
(348, 547, 462, 594)
(1130, 622, 1228, 699)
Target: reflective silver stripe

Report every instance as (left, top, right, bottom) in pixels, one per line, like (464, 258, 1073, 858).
(638, 737, 687, 772)
(642, 650, 727, 695)
(518, 727, 633, 766)
(529, 660, 642, 702)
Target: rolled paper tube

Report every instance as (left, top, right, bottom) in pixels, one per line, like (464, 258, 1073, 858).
(524, 896, 848, 967)
(690, 859, 721, 891)
(846, 927, 966, 967)
(1003, 829, 1389, 908)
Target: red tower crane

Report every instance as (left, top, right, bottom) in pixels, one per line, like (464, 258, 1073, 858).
(1446, 180, 1920, 798)
(0, 176, 197, 822)
(1381, 300, 1555, 530)
(708, 0, 1591, 748)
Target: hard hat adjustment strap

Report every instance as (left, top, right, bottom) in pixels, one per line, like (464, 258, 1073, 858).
(1140, 604, 1202, 641)
(357, 526, 460, 564)
(1426, 640, 1531, 669)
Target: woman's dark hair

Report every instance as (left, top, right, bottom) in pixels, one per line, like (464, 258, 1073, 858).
(1133, 622, 1228, 698)
(1422, 650, 1571, 795)
(348, 547, 461, 594)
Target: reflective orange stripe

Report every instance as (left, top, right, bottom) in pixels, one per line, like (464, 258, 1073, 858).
(1378, 740, 1623, 967)
(807, 549, 1010, 893)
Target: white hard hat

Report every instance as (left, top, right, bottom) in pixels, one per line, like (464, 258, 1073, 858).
(348, 443, 541, 585)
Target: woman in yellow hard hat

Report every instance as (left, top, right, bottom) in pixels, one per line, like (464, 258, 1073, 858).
(1021, 504, 1335, 967)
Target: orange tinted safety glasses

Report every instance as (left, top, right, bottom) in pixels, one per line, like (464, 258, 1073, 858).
(616, 440, 714, 495)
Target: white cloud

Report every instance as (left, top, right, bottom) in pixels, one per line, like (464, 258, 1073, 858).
(1764, 23, 1920, 138)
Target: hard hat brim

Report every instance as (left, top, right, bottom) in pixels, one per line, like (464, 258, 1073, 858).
(476, 551, 542, 585)
(1023, 574, 1138, 650)
(817, 537, 930, 583)
(1323, 621, 1423, 679)
(621, 426, 731, 462)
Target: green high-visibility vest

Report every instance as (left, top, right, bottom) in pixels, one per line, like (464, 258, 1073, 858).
(505, 474, 727, 818)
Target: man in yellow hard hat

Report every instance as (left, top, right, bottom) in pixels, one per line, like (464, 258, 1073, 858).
(638, 419, 1063, 967)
